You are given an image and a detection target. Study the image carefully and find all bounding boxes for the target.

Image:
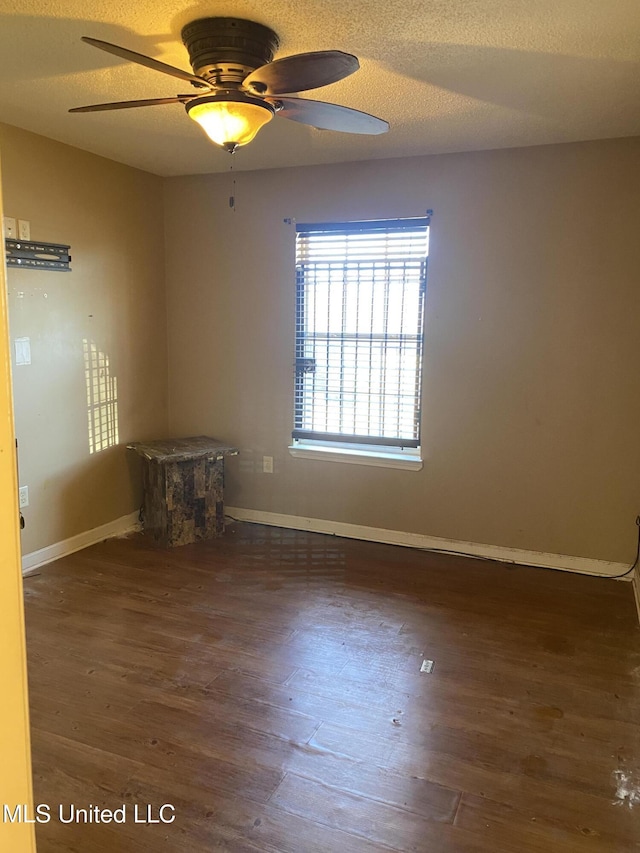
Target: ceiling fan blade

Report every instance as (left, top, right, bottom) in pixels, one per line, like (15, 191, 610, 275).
(244, 51, 359, 95)
(69, 96, 193, 113)
(81, 37, 208, 88)
(269, 96, 389, 134)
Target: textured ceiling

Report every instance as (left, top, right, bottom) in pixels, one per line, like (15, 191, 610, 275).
(0, 0, 638, 176)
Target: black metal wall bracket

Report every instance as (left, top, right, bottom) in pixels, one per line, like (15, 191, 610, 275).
(5, 239, 71, 272)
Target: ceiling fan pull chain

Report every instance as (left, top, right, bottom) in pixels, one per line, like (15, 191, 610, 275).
(229, 161, 236, 212)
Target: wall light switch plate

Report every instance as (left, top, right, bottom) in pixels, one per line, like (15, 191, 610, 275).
(263, 455, 274, 473)
(14, 337, 31, 366)
(18, 219, 30, 241)
(3, 216, 16, 239)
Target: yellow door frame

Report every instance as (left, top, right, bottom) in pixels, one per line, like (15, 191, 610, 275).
(0, 154, 36, 852)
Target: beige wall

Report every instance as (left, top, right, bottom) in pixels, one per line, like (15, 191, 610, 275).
(0, 124, 168, 555)
(164, 137, 640, 563)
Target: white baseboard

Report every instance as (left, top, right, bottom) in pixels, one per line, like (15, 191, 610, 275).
(226, 506, 632, 580)
(21, 511, 141, 574)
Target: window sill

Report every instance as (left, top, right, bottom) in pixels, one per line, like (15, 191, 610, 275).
(288, 444, 423, 471)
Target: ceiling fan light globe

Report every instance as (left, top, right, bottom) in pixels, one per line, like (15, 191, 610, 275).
(186, 96, 274, 150)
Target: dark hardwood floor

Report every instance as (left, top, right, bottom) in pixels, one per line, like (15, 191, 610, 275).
(22, 523, 640, 852)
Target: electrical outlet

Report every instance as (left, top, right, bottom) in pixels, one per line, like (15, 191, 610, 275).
(18, 219, 30, 241)
(3, 216, 16, 239)
(19, 486, 29, 508)
(263, 455, 274, 473)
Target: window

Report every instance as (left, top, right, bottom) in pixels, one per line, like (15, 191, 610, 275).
(290, 216, 429, 469)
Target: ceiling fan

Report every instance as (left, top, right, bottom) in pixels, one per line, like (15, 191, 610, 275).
(70, 17, 389, 153)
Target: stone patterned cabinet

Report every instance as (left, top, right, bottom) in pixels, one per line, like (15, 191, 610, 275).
(127, 436, 239, 548)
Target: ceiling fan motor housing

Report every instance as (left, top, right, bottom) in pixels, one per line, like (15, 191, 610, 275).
(181, 18, 280, 85)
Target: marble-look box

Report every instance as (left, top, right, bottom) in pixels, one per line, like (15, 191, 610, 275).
(127, 436, 239, 548)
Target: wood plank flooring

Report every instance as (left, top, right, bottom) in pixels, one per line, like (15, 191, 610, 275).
(21, 523, 640, 852)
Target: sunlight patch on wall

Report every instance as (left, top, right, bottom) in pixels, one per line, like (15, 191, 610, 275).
(83, 339, 119, 454)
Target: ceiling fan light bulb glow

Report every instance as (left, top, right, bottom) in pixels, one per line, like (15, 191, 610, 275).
(186, 97, 274, 151)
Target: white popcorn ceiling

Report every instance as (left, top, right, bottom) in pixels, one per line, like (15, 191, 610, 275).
(0, 0, 638, 176)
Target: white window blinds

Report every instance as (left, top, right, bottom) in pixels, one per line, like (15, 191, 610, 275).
(293, 216, 429, 448)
